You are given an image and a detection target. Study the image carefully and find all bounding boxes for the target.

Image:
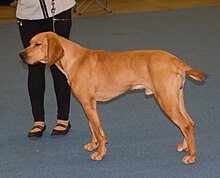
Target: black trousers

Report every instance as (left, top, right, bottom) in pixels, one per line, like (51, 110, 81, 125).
(18, 9, 72, 122)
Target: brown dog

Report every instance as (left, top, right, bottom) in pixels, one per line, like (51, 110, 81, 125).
(19, 32, 207, 164)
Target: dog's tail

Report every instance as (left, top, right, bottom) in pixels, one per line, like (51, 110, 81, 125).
(171, 55, 207, 81)
(185, 69, 207, 81)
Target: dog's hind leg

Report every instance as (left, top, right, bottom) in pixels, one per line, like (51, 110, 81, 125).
(153, 75, 196, 164)
(177, 87, 195, 153)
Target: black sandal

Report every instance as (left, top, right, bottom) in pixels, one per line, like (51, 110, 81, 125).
(28, 125, 46, 138)
(51, 122, 71, 137)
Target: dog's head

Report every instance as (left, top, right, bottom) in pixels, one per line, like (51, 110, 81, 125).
(19, 32, 64, 66)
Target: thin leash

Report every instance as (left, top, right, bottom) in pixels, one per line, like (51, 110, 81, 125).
(51, 0, 56, 32)
(51, 0, 69, 32)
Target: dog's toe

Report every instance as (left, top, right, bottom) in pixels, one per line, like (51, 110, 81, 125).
(84, 142, 98, 151)
(182, 154, 196, 164)
(177, 143, 189, 152)
(90, 152, 104, 161)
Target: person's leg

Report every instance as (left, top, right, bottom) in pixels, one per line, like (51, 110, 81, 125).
(49, 9, 72, 134)
(18, 19, 46, 135)
(50, 65, 71, 134)
(28, 63, 46, 123)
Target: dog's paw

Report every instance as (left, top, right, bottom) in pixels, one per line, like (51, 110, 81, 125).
(182, 154, 196, 164)
(177, 143, 189, 152)
(84, 142, 98, 151)
(90, 152, 105, 161)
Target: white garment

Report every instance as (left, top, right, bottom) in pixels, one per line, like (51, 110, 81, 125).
(16, 0, 76, 20)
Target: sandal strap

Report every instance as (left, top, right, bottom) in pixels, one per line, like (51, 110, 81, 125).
(31, 125, 45, 131)
(55, 123, 69, 129)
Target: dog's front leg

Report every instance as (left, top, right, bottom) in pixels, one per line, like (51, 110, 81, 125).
(84, 122, 99, 151)
(177, 138, 189, 152)
(81, 98, 107, 161)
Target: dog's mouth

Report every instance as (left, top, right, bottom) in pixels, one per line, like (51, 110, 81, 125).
(23, 60, 41, 66)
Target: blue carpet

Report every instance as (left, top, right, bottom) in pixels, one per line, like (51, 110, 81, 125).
(0, 6, 220, 178)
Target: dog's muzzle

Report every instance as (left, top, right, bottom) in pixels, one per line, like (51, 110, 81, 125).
(19, 52, 40, 65)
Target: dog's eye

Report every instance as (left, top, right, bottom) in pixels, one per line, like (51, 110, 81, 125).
(35, 43, 41, 46)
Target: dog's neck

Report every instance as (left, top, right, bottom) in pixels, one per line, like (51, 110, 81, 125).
(55, 37, 88, 84)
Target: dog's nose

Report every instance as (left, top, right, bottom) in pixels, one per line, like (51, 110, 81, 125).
(19, 52, 27, 64)
(19, 52, 25, 60)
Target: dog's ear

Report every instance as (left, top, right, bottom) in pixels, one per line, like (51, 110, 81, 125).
(47, 35, 64, 66)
